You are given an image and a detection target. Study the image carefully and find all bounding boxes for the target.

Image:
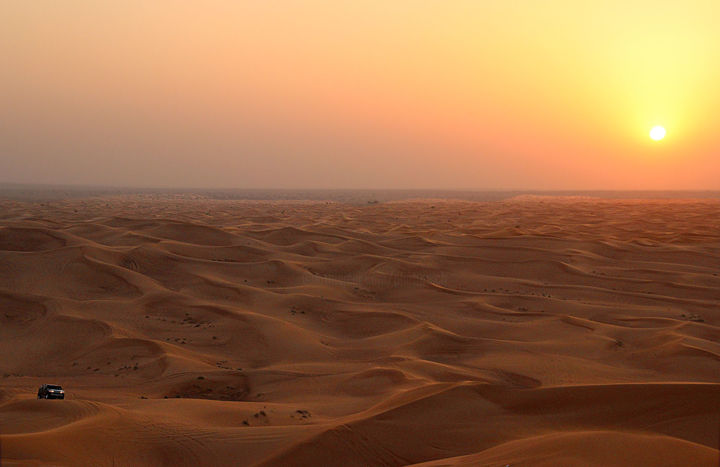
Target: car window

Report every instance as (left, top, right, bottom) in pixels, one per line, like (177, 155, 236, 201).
(46, 385, 62, 390)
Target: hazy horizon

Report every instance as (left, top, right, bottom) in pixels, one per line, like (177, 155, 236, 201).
(2, 182, 720, 204)
(6, 180, 720, 193)
(2, 2, 719, 190)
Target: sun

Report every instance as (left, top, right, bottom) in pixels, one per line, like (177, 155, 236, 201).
(649, 126, 666, 141)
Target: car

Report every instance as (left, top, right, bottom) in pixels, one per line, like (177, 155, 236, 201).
(37, 384, 65, 399)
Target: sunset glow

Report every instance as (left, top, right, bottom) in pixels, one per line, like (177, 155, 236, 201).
(650, 126, 667, 141)
(1, 1, 719, 189)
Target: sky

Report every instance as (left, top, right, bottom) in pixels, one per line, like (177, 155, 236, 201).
(1, 1, 719, 190)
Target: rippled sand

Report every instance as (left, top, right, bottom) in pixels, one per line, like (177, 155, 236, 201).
(1, 196, 718, 466)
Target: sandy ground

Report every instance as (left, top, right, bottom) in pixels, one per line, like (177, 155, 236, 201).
(0, 196, 718, 466)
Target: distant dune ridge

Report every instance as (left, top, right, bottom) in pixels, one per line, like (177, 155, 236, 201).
(0, 195, 719, 466)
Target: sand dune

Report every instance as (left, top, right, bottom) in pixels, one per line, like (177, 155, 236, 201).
(0, 197, 718, 466)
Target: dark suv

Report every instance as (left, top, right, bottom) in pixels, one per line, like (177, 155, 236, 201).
(37, 384, 65, 399)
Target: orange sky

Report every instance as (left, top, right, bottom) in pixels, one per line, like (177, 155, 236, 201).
(1, 1, 719, 189)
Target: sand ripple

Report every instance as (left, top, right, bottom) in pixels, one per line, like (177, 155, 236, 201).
(0, 197, 718, 466)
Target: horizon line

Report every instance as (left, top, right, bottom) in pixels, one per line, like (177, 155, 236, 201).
(2, 182, 720, 193)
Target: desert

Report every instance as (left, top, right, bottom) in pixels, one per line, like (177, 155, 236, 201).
(0, 194, 718, 466)
(4, 1, 720, 465)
